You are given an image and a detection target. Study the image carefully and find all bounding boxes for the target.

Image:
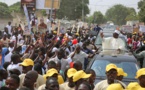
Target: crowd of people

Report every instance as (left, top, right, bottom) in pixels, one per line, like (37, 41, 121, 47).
(127, 32, 145, 68)
(0, 17, 145, 90)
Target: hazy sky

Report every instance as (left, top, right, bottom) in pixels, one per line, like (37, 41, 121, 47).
(1, 0, 139, 15)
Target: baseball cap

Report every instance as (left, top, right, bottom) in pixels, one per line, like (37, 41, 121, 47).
(117, 68, 127, 77)
(43, 72, 64, 84)
(20, 59, 34, 66)
(114, 30, 120, 35)
(73, 70, 91, 82)
(45, 68, 58, 77)
(67, 68, 77, 78)
(107, 83, 124, 90)
(106, 64, 117, 72)
(133, 32, 137, 34)
(126, 82, 140, 90)
(75, 33, 79, 36)
(135, 68, 145, 79)
(53, 31, 57, 34)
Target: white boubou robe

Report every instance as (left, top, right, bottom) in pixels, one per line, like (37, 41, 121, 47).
(101, 37, 126, 55)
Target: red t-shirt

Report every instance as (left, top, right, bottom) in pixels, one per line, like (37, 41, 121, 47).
(72, 39, 78, 45)
(127, 38, 132, 45)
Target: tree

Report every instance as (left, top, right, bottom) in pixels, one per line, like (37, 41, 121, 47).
(125, 8, 138, 21)
(105, 4, 134, 25)
(56, 0, 90, 20)
(87, 11, 106, 24)
(0, 2, 12, 18)
(138, 0, 145, 23)
(9, 2, 21, 13)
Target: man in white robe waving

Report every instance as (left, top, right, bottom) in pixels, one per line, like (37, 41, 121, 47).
(100, 30, 126, 55)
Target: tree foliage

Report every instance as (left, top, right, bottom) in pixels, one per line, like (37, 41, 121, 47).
(0, 2, 12, 18)
(87, 11, 106, 24)
(56, 0, 90, 20)
(138, 0, 145, 23)
(9, 2, 21, 13)
(125, 8, 138, 21)
(105, 4, 137, 25)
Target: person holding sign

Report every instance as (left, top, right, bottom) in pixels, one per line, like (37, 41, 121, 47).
(38, 18, 47, 34)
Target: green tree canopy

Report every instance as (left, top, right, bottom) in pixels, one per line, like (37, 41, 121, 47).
(125, 8, 138, 21)
(9, 2, 21, 13)
(138, 0, 145, 23)
(105, 4, 136, 25)
(0, 2, 12, 18)
(87, 11, 106, 24)
(56, 0, 90, 20)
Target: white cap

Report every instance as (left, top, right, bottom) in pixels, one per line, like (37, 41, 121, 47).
(114, 30, 120, 35)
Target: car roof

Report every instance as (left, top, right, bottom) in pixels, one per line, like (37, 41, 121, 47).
(87, 54, 138, 70)
(92, 54, 137, 63)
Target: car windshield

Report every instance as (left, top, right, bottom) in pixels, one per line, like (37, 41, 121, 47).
(91, 60, 139, 79)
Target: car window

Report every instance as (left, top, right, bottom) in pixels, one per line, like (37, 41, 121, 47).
(95, 33, 102, 45)
(91, 60, 138, 79)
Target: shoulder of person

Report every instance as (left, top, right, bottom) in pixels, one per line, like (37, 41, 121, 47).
(116, 80, 126, 88)
(38, 74, 45, 79)
(19, 74, 26, 78)
(94, 80, 107, 90)
(38, 84, 46, 90)
(59, 84, 65, 90)
(96, 80, 107, 86)
(60, 82, 67, 86)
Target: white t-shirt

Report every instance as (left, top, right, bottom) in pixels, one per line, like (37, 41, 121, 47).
(52, 47, 58, 53)
(69, 51, 88, 68)
(60, 82, 75, 90)
(46, 19, 51, 24)
(0, 80, 5, 88)
(6, 25, 12, 35)
(8, 47, 14, 52)
(35, 19, 38, 25)
(4, 52, 12, 62)
(18, 34, 22, 42)
(11, 36, 16, 42)
(94, 80, 126, 90)
(94, 80, 109, 90)
(7, 63, 22, 73)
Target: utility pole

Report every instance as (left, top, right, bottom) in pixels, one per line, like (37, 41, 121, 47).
(50, 0, 54, 21)
(82, 0, 84, 22)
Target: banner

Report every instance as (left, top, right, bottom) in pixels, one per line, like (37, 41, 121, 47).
(21, 0, 36, 10)
(139, 25, 145, 32)
(122, 25, 133, 33)
(23, 26, 31, 35)
(36, 0, 60, 9)
(23, 5, 31, 35)
(36, 0, 49, 9)
(45, 0, 60, 9)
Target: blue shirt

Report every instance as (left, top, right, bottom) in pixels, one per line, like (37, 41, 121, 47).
(0, 47, 8, 69)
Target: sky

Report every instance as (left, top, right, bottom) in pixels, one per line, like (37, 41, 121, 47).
(0, 0, 139, 15)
